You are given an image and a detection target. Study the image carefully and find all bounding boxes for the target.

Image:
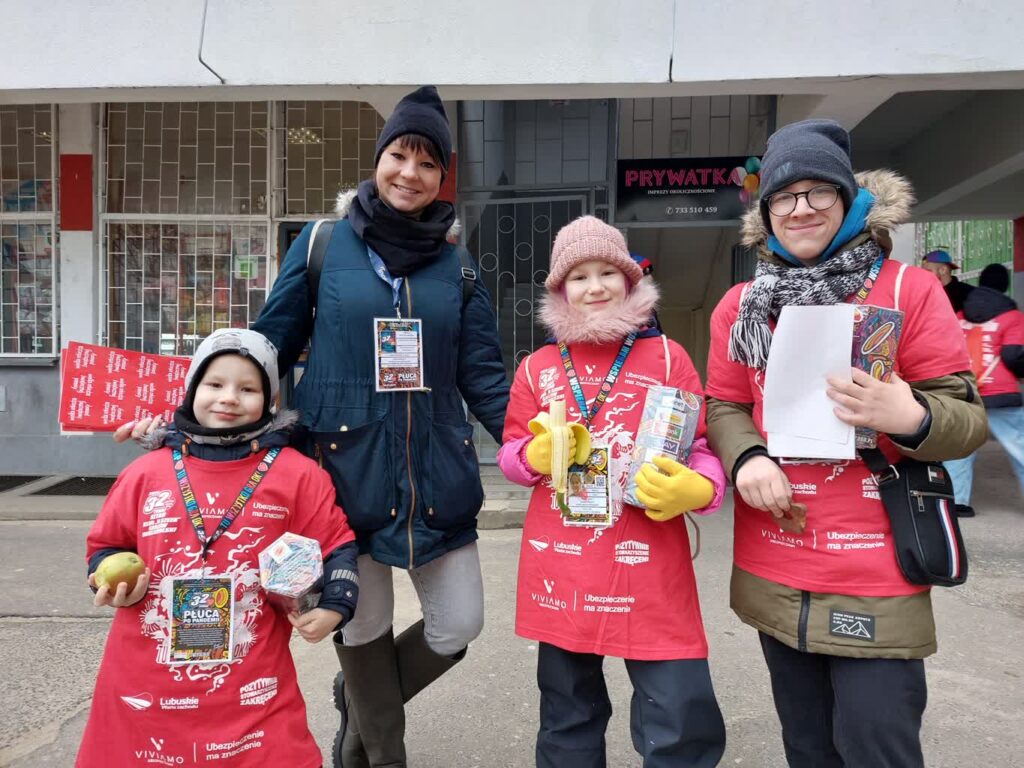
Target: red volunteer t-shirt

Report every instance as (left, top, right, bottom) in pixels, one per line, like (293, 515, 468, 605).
(77, 447, 354, 768)
(960, 307, 1024, 398)
(707, 260, 970, 597)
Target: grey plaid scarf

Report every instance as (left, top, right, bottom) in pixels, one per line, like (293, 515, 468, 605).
(728, 239, 883, 369)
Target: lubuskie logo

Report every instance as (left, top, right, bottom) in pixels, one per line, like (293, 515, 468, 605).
(624, 168, 730, 188)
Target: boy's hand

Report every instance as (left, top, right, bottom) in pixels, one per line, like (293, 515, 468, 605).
(289, 608, 343, 643)
(90, 568, 151, 608)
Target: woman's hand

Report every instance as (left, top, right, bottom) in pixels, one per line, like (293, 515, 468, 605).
(289, 608, 343, 643)
(90, 568, 151, 608)
(827, 368, 927, 435)
(735, 455, 792, 518)
(112, 416, 164, 444)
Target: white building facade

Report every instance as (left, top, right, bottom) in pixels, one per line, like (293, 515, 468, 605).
(3, 0, 1024, 474)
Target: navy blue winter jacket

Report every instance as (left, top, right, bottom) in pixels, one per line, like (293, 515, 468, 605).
(253, 218, 509, 568)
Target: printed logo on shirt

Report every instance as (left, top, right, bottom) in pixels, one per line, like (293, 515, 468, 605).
(159, 696, 199, 711)
(538, 366, 559, 393)
(120, 692, 153, 711)
(614, 539, 650, 565)
(790, 482, 818, 496)
(553, 541, 582, 557)
(824, 530, 886, 552)
(829, 609, 876, 641)
(861, 476, 880, 500)
(530, 580, 568, 611)
(250, 501, 289, 520)
(527, 537, 549, 553)
(543, 578, 555, 594)
(623, 371, 660, 388)
(761, 528, 806, 548)
(582, 592, 635, 614)
(205, 492, 221, 505)
(240, 677, 278, 706)
(584, 364, 597, 375)
(202, 730, 265, 762)
(133, 735, 185, 766)
(141, 490, 179, 538)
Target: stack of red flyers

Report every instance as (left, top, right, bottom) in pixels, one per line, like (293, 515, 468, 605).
(59, 342, 190, 432)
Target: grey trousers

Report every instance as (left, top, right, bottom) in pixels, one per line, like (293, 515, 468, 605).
(341, 541, 484, 657)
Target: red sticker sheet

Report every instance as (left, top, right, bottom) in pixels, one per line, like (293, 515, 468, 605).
(59, 342, 189, 431)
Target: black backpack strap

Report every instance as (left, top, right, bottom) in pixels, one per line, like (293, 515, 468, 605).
(455, 246, 477, 308)
(306, 219, 336, 315)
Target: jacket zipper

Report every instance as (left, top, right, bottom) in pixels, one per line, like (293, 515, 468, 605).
(405, 278, 417, 570)
(797, 590, 810, 652)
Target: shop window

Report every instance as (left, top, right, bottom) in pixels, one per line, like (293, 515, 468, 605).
(105, 221, 267, 354)
(102, 103, 270, 354)
(279, 101, 384, 216)
(0, 105, 56, 355)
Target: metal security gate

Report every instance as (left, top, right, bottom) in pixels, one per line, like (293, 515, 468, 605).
(460, 194, 588, 460)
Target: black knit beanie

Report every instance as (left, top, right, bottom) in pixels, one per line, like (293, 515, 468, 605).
(758, 119, 858, 233)
(374, 86, 451, 173)
(979, 263, 1010, 293)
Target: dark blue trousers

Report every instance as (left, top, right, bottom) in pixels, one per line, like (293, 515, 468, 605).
(535, 642, 726, 768)
(759, 633, 927, 768)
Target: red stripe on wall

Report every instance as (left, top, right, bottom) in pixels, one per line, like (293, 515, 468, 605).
(59, 154, 93, 231)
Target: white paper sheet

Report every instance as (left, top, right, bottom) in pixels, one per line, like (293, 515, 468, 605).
(763, 304, 856, 459)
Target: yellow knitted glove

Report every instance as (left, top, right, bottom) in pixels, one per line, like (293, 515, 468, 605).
(524, 411, 591, 476)
(634, 455, 715, 522)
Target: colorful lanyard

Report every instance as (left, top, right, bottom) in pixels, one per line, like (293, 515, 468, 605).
(557, 331, 637, 426)
(367, 247, 404, 316)
(171, 446, 281, 560)
(850, 254, 885, 306)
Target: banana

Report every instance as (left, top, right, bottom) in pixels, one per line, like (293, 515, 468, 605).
(529, 400, 591, 514)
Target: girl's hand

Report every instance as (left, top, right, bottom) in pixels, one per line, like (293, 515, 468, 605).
(827, 368, 927, 436)
(90, 568, 151, 608)
(635, 456, 714, 521)
(289, 608, 343, 643)
(112, 416, 163, 444)
(735, 455, 792, 518)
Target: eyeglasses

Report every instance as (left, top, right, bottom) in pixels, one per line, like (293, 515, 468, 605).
(766, 184, 841, 217)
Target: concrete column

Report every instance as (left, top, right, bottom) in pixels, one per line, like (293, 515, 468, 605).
(57, 103, 99, 346)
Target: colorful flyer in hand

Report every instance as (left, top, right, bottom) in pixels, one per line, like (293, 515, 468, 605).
(374, 317, 426, 391)
(852, 305, 904, 449)
(624, 386, 702, 507)
(167, 575, 234, 665)
(557, 445, 612, 527)
(59, 342, 189, 431)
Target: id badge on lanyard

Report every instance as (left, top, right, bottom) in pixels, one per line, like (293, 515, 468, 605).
(368, 247, 427, 392)
(168, 575, 235, 664)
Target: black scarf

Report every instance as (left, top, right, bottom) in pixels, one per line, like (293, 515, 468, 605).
(348, 179, 456, 277)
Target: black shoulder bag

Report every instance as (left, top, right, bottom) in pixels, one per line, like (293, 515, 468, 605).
(860, 447, 968, 587)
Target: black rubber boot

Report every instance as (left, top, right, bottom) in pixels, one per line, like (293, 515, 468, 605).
(334, 628, 406, 768)
(394, 619, 466, 702)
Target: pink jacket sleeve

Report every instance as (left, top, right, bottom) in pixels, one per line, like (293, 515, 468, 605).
(497, 435, 543, 487)
(685, 437, 726, 515)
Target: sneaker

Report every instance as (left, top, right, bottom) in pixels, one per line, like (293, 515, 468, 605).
(955, 504, 975, 518)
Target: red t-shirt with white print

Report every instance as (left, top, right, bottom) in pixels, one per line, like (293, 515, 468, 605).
(77, 447, 354, 768)
(706, 260, 970, 597)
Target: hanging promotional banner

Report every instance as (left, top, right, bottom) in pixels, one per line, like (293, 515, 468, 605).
(615, 156, 762, 223)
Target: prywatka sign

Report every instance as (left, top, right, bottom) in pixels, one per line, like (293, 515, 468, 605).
(615, 156, 762, 223)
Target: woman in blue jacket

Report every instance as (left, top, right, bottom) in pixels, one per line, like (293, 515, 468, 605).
(254, 86, 508, 767)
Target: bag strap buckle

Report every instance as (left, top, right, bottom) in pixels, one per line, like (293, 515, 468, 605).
(874, 464, 900, 486)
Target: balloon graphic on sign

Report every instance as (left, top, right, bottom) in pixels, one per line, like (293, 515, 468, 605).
(732, 157, 761, 207)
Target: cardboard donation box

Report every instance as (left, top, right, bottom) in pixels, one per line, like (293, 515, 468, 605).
(258, 532, 323, 613)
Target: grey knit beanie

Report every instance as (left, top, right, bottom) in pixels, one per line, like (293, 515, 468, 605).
(758, 119, 858, 233)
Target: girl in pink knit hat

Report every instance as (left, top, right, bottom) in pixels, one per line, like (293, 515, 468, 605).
(497, 215, 727, 767)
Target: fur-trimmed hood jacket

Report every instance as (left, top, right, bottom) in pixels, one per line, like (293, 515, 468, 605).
(538, 278, 661, 345)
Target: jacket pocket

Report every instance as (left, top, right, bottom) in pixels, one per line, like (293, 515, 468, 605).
(422, 421, 484, 530)
(313, 413, 395, 532)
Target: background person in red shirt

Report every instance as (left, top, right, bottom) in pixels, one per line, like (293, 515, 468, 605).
(705, 119, 986, 768)
(945, 263, 1024, 516)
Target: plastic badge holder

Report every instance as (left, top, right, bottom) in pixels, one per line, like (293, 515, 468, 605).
(258, 532, 323, 613)
(623, 385, 703, 507)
